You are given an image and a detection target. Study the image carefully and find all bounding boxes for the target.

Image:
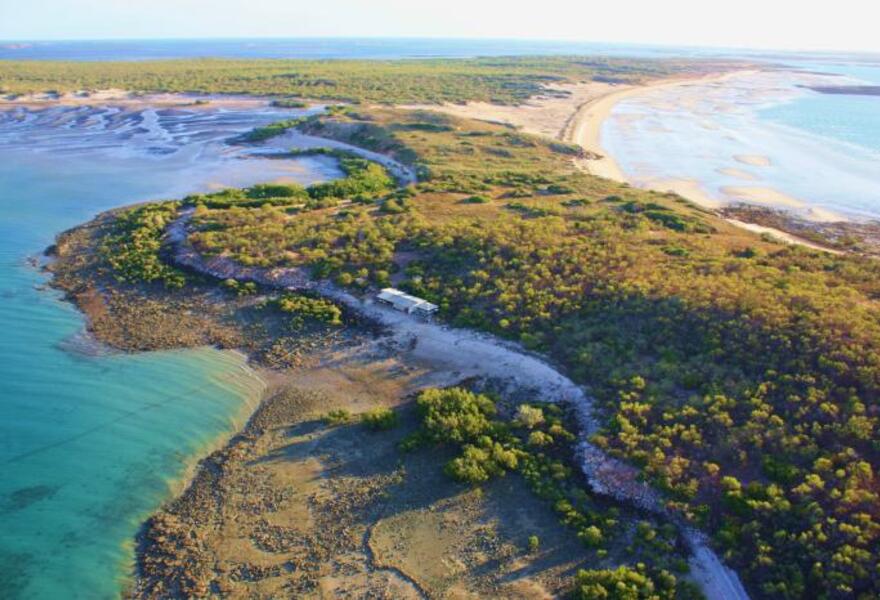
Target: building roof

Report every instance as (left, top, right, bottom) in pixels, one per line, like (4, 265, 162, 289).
(377, 288, 438, 313)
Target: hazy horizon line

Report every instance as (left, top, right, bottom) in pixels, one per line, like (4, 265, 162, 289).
(2, 35, 879, 59)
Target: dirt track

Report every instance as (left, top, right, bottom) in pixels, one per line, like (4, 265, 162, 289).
(168, 200, 750, 600)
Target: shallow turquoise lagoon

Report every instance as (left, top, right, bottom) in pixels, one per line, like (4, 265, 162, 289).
(0, 108, 337, 599)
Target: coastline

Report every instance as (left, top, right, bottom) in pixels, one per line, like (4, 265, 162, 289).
(39, 161, 351, 598)
(117, 352, 268, 593)
(560, 70, 862, 253)
(8, 51, 878, 599)
(155, 352, 268, 500)
(29, 87, 867, 597)
(399, 69, 866, 254)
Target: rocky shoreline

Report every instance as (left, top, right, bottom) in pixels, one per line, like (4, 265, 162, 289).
(721, 203, 880, 258)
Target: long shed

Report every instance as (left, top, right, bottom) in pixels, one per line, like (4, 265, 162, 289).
(376, 288, 438, 316)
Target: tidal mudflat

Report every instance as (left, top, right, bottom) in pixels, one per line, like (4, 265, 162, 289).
(600, 67, 880, 221)
(0, 100, 340, 599)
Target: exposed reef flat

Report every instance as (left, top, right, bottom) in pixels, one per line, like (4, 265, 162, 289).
(721, 203, 880, 257)
(132, 344, 607, 599)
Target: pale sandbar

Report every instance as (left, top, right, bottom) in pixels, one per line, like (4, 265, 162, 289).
(717, 168, 758, 181)
(733, 154, 772, 167)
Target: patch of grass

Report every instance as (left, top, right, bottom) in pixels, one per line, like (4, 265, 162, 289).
(323, 409, 352, 426)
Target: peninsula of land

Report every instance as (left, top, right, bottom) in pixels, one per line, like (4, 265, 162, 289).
(12, 54, 879, 600)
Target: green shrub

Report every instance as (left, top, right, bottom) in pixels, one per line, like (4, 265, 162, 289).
(100, 202, 186, 288)
(515, 404, 545, 429)
(276, 293, 343, 328)
(222, 278, 257, 296)
(416, 387, 496, 444)
(361, 407, 399, 431)
(324, 409, 352, 426)
(445, 440, 520, 483)
(271, 98, 307, 108)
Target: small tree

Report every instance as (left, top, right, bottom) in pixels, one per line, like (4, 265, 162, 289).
(515, 404, 545, 429)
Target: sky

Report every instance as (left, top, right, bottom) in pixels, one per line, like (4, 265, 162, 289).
(1, 0, 878, 54)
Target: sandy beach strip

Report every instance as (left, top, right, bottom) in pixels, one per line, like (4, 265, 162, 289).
(562, 71, 755, 182)
(725, 219, 843, 254)
(641, 177, 724, 208)
(556, 71, 853, 253)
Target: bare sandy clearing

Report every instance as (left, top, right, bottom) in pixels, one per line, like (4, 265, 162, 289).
(401, 82, 619, 141)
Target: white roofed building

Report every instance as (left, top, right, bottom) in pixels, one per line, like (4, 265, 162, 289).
(376, 288, 438, 317)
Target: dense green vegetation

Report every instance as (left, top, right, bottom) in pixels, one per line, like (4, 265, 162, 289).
(184, 149, 394, 214)
(237, 116, 313, 142)
(274, 293, 343, 328)
(361, 407, 399, 431)
(573, 565, 695, 600)
(0, 56, 721, 104)
(405, 387, 701, 599)
(175, 108, 880, 599)
(99, 202, 186, 288)
(270, 98, 308, 109)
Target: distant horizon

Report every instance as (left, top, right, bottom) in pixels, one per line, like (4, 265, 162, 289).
(1, 36, 879, 60)
(2, 0, 878, 55)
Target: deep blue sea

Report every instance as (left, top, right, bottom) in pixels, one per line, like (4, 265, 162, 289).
(0, 103, 339, 599)
(4, 37, 877, 63)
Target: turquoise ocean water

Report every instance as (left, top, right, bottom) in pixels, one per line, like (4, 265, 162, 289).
(0, 106, 338, 599)
(759, 62, 880, 154)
